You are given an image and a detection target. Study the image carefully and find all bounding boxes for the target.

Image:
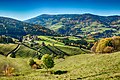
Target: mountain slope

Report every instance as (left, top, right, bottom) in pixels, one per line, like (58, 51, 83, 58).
(25, 14, 120, 38)
(0, 17, 57, 38)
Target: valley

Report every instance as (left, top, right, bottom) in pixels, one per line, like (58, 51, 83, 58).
(0, 14, 120, 80)
(0, 0, 120, 79)
(0, 35, 120, 80)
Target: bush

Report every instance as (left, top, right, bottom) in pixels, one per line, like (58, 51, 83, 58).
(29, 59, 44, 69)
(2, 64, 14, 76)
(32, 64, 38, 69)
(29, 59, 36, 67)
(91, 42, 98, 53)
(103, 46, 114, 53)
(112, 36, 120, 50)
(35, 60, 43, 69)
(41, 54, 54, 70)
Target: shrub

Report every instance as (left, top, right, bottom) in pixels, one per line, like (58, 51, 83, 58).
(35, 60, 43, 69)
(2, 64, 14, 76)
(29, 59, 36, 67)
(91, 42, 98, 53)
(41, 54, 54, 70)
(29, 58, 44, 69)
(0, 51, 4, 55)
(112, 36, 120, 50)
(87, 43, 94, 50)
(10, 53, 16, 58)
(32, 64, 38, 69)
(103, 46, 114, 53)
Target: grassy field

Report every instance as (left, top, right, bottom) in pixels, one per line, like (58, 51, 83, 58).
(0, 36, 87, 57)
(0, 36, 119, 80)
(0, 55, 31, 76)
(0, 52, 120, 80)
(0, 44, 18, 56)
(0, 43, 37, 58)
(15, 45, 37, 58)
(54, 36, 81, 41)
(56, 46, 86, 55)
(37, 36, 64, 46)
(51, 23, 63, 31)
(0, 35, 91, 59)
(36, 36, 87, 56)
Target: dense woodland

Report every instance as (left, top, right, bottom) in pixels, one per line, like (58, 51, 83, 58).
(25, 14, 120, 38)
(0, 17, 57, 38)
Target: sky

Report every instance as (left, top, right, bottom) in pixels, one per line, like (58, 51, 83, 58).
(0, 0, 120, 20)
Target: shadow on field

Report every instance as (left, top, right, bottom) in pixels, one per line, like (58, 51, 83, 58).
(77, 72, 111, 79)
(53, 70, 67, 75)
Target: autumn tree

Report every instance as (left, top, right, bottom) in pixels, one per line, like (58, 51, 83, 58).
(91, 36, 120, 53)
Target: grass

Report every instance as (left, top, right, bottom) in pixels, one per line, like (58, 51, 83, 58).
(0, 38, 86, 58)
(86, 39, 95, 43)
(0, 55, 31, 76)
(36, 36, 87, 56)
(81, 26, 115, 35)
(37, 36, 64, 46)
(0, 43, 37, 58)
(68, 36, 81, 41)
(0, 52, 120, 80)
(0, 44, 18, 56)
(51, 24, 63, 31)
(1, 36, 119, 79)
(56, 46, 86, 56)
(15, 45, 37, 58)
(53, 52, 120, 79)
(54, 36, 81, 41)
(39, 46, 65, 57)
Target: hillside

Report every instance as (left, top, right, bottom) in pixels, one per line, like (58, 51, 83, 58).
(0, 17, 57, 38)
(0, 44, 37, 58)
(15, 45, 37, 58)
(22, 35, 87, 57)
(0, 52, 120, 80)
(25, 14, 120, 38)
(0, 44, 18, 56)
(0, 39, 86, 58)
(0, 55, 31, 76)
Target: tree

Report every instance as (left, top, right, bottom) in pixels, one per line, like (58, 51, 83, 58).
(91, 36, 120, 53)
(41, 54, 54, 71)
(103, 46, 114, 53)
(91, 42, 98, 53)
(29, 58, 36, 67)
(41, 42, 46, 46)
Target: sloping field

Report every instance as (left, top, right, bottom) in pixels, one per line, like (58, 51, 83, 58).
(0, 52, 120, 80)
(0, 44, 18, 56)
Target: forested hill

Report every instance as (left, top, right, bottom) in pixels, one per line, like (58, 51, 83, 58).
(0, 17, 57, 38)
(25, 14, 120, 38)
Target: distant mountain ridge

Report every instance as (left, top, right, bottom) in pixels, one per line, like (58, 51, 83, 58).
(25, 13, 120, 38)
(0, 16, 57, 38)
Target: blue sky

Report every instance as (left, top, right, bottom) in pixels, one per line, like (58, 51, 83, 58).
(0, 0, 120, 20)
